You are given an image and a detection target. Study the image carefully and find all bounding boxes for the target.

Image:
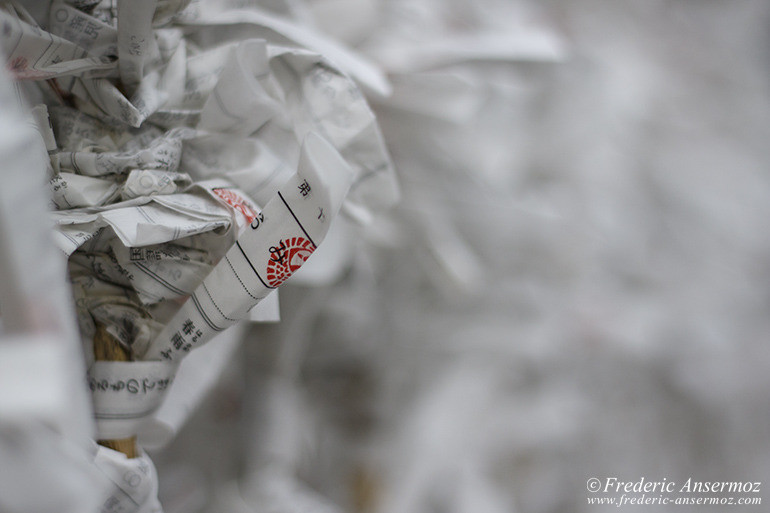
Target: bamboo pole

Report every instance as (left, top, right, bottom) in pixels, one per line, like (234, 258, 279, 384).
(93, 323, 137, 458)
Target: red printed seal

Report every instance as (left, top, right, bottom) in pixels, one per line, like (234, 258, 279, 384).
(265, 237, 315, 287)
(212, 187, 258, 224)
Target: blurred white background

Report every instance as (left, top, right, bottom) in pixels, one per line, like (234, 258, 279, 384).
(151, 1, 770, 513)
(1, 1, 768, 512)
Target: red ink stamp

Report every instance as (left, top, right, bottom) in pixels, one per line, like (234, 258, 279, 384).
(212, 188, 258, 223)
(265, 237, 315, 287)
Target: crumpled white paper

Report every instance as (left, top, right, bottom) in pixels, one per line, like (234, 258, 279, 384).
(1, 0, 398, 511)
(93, 444, 163, 513)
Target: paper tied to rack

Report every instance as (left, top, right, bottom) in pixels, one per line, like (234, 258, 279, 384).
(83, 133, 351, 440)
(142, 133, 353, 362)
(2, 0, 396, 473)
(89, 360, 177, 440)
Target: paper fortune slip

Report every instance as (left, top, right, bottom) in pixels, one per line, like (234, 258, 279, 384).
(141, 133, 353, 362)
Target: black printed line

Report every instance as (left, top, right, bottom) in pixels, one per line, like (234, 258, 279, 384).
(61, 230, 79, 246)
(136, 205, 154, 224)
(225, 255, 260, 300)
(70, 152, 82, 175)
(277, 191, 316, 247)
(191, 291, 225, 332)
(134, 262, 188, 296)
(236, 240, 275, 289)
(202, 281, 238, 323)
(36, 37, 55, 72)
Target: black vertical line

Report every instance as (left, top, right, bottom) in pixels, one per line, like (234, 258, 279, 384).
(236, 240, 275, 289)
(277, 191, 316, 247)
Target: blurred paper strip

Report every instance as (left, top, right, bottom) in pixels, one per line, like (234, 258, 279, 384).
(138, 323, 243, 448)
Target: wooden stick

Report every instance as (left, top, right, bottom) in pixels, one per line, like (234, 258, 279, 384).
(352, 465, 379, 513)
(97, 436, 137, 458)
(93, 323, 138, 458)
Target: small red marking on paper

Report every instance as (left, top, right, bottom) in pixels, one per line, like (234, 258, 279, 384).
(8, 57, 59, 80)
(212, 188, 258, 223)
(7, 57, 46, 79)
(265, 237, 315, 287)
(10, 57, 27, 73)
